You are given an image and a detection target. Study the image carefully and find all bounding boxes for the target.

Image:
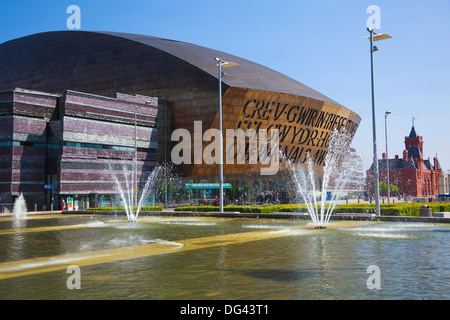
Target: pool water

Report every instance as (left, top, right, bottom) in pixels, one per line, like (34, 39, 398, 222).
(0, 214, 449, 299)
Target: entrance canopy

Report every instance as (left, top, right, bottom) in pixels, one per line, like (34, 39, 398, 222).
(185, 183, 232, 190)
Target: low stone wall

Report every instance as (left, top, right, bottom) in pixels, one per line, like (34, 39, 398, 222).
(69, 210, 450, 224)
(0, 210, 63, 217)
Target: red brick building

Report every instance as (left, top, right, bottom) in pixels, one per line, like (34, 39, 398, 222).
(367, 125, 443, 197)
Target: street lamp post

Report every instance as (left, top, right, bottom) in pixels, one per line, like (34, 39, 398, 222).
(134, 103, 138, 209)
(385, 111, 391, 203)
(216, 57, 238, 213)
(163, 100, 168, 209)
(367, 28, 392, 216)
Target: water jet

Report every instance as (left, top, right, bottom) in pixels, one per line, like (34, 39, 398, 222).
(111, 163, 163, 222)
(285, 130, 354, 229)
(13, 193, 27, 219)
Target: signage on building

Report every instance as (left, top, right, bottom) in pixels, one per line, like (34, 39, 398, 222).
(67, 198, 73, 211)
(184, 183, 232, 190)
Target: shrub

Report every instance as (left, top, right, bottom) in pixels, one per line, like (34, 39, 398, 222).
(88, 206, 163, 212)
(334, 203, 450, 216)
(334, 204, 376, 214)
(175, 204, 318, 214)
(174, 205, 271, 213)
(140, 206, 164, 211)
(174, 202, 449, 217)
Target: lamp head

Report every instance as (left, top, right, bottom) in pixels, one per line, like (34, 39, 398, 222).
(366, 32, 392, 42)
(373, 33, 392, 42)
(216, 57, 239, 68)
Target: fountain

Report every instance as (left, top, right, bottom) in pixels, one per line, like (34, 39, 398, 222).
(285, 130, 353, 229)
(1, 155, 449, 301)
(111, 163, 163, 222)
(13, 193, 27, 219)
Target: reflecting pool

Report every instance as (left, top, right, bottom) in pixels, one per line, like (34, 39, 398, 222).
(0, 214, 449, 299)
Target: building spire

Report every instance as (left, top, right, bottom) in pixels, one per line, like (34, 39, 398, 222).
(409, 124, 417, 138)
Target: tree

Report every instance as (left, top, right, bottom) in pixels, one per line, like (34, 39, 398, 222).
(389, 184, 399, 195)
(379, 182, 399, 196)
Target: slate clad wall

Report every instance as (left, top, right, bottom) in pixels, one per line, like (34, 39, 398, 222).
(0, 88, 158, 208)
(0, 89, 57, 199)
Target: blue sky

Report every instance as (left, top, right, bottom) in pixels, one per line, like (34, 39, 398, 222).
(1, 0, 449, 172)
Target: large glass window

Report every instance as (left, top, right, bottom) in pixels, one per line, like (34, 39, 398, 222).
(0, 141, 20, 147)
(63, 141, 157, 152)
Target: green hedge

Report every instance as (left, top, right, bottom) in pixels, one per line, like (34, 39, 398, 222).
(88, 203, 450, 216)
(88, 206, 164, 212)
(174, 205, 277, 213)
(335, 203, 450, 216)
(174, 203, 450, 216)
(174, 204, 310, 214)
